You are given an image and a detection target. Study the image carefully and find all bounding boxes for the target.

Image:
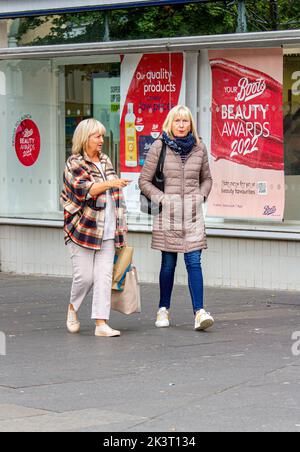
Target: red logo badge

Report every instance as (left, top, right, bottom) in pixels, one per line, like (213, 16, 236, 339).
(15, 119, 40, 166)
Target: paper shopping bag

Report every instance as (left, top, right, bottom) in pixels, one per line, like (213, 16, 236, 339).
(112, 246, 134, 291)
(111, 267, 141, 315)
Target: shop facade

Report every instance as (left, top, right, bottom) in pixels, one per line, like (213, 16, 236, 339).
(0, 1, 300, 291)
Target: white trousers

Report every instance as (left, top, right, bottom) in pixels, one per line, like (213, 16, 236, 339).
(67, 240, 115, 320)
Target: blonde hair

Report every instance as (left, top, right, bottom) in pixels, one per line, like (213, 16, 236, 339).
(162, 105, 200, 145)
(72, 118, 106, 155)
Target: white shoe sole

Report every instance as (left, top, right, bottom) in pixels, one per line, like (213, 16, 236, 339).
(66, 323, 80, 334)
(95, 330, 121, 337)
(155, 322, 170, 328)
(195, 319, 214, 331)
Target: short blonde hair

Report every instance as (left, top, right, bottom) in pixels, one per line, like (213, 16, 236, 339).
(162, 105, 200, 145)
(72, 118, 106, 155)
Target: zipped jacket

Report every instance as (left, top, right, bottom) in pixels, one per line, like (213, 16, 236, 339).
(139, 139, 212, 253)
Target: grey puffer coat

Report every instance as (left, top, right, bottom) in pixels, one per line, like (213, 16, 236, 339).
(138, 139, 213, 253)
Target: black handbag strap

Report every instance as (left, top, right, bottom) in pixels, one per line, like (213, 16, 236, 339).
(156, 139, 166, 177)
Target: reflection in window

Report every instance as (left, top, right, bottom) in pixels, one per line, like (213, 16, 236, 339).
(0, 71, 5, 96)
(283, 53, 300, 222)
(284, 55, 300, 176)
(64, 63, 120, 170)
(3, 3, 238, 47)
(1, 1, 300, 48)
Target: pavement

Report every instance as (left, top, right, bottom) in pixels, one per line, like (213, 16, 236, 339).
(0, 272, 300, 432)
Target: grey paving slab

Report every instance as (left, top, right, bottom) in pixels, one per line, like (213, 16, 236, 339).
(0, 408, 146, 432)
(0, 404, 51, 421)
(0, 273, 300, 431)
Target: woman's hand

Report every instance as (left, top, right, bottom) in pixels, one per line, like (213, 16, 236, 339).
(89, 179, 132, 197)
(109, 179, 132, 189)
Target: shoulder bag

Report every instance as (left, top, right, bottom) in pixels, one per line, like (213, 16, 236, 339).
(140, 140, 166, 216)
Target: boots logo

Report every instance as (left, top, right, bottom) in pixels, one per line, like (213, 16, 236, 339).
(235, 77, 266, 102)
(263, 205, 277, 216)
(23, 128, 34, 138)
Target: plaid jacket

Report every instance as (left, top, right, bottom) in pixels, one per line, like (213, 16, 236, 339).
(60, 152, 127, 250)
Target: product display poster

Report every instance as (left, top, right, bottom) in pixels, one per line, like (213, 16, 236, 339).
(207, 48, 285, 220)
(120, 53, 185, 213)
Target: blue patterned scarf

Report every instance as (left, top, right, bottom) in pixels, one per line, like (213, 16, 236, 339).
(162, 131, 196, 163)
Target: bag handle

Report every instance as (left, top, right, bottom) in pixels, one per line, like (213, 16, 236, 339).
(155, 139, 167, 180)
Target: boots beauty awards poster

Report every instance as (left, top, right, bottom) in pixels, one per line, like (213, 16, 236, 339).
(207, 48, 285, 221)
(120, 53, 185, 215)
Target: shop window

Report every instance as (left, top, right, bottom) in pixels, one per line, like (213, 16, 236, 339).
(0, 59, 61, 220)
(1, 48, 300, 233)
(2, 1, 300, 49)
(0, 71, 5, 95)
(283, 51, 300, 222)
(199, 48, 300, 230)
(0, 56, 121, 221)
(3, 4, 237, 47)
(63, 62, 120, 170)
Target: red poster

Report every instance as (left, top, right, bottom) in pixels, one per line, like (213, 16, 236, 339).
(15, 119, 41, 167)
(208, 49, 285, 220)
(120, 53, 184, 173)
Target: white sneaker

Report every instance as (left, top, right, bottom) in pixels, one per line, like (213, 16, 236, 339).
(155, 307, 170, 328)
(194, 309, 214, 331)
(66, 305, 80, 334)
(95, 323, 121, 337)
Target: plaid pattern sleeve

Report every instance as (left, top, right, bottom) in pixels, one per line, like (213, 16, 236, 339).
(60, 154, 127, 250)
(61, 156, 94, 213)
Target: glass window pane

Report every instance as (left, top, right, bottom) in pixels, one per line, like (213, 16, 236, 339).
(63, 61, 120, 165)
(0, 59, 61, 220)
(2, 1, 300, 49)
(200, 48, 300, 229)
(1, 2, 239, 47)
(92, 70, 120, 171)
(283, 52, 300, 222)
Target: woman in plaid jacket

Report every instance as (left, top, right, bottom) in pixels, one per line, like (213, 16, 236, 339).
(61, 118, 131, 337)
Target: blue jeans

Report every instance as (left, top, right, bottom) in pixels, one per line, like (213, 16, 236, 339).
(159, 250, 204, 314)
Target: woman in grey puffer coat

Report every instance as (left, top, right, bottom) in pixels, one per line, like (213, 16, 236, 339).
(139, 105, 214, 331)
